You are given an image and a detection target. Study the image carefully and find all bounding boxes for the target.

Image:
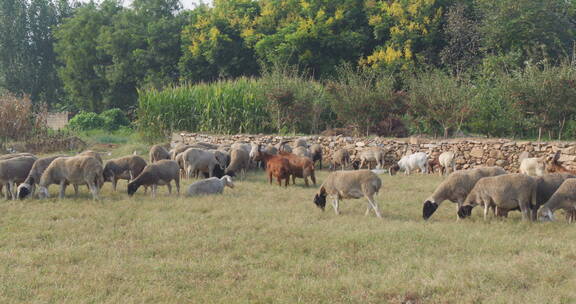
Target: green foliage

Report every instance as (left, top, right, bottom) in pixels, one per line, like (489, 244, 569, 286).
(100, 108, 130, 131)
(68, 112, 105, 131)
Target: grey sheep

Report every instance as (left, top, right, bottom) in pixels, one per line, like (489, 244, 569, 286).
(103, 155, 147, 191)
(38, 155, 103, 200)
(457, 174, 537, 221)
(225, 148, 250, 179)
(538, 178, 576, 222)
(0, 155, 37, 200)
(186, 175, 235, 196)
(358, 147, 386, 169)
(313, 170, 383, 218)
(330, 149, 350, 171)
(149, 144, 171, 163)
(310, 144, 323, 169)
(182, 148, 221, 179)
(128, 159, 180, 197)
(17, 155, 66, 199)
(423, 166, 507, 220)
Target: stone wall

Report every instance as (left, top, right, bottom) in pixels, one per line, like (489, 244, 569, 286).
(173, 132, 576, 172)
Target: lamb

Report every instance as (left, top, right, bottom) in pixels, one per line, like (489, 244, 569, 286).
(225, 148, 250, 179)
(438, 151, 456, 176)
(37, 155, 103, 200)
(310, 144, 323, 169)
(389, 152, 428, 175)
(149, 144, 171, 163)
(330, 149, 350, 171)
(422, 166, 507, 220)
(102, 155, 147, 191)
(313, 170, 383, 218)
(538, 178, 576, 222)
(251, 145, 291, 187)
(17, 155, 66, 199)
(0, 155, 37, 200)
(127, 159, 180, 197)
(181, 148, 221, 179)
(519, 156, 546, 176)
(358, 147, 386, 169)
(186, 175, 234, 196)
(279, 151, 317, 186)
(457, 174, 538, 221)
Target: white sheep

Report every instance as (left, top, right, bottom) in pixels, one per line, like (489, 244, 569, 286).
(182, 148, 221, 179)
(358, 147, 386, 169)
(438, 151, 456, 175)
(519, 157, 546, 176)
(37, 155, 103, 200)
(186, 175, 235, 196)
(313, 170, 383, 217)
(389, 152, 428, 175)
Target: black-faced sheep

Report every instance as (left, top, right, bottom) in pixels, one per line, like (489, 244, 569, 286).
(314, 170, 382, 217)
(538, 178, 576, 222)
(17, 155, 66, 199)
(127, 159, 180, 197)
(38, 155, 103, 200)
(422, 166, 507, 220)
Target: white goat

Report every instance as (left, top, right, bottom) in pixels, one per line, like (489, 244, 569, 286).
(390, 152, 428, 175)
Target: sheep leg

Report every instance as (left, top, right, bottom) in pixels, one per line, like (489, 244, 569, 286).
(269, 172, 273, 184)
(8, 181, 16, 200)
(88, 181, 99, 200)
(112, 178, 118, 192)
(3, 183, 10, 200)
(291, 174, 296, 185)
(59, 181, 67, 199)
(367, 196, 382, 218)
(484, 203, 490, 221)
(166, 182, 172, 195)
(359, 160, 365, 170)
(519, 200, 531, 221)
(332, 198, 340, 215)
(73, 184, 79, 196)
(304, 176, 309, 187)
(151, 184, 157, 198)
(365, 206, 371, 216)
(284, 177, 289, 187)
(175, 177, 180, 196)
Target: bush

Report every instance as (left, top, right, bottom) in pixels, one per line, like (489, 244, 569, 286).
(68, 112, 105, 131)
(0, 93, 37, 142)
(100, 108, 130, 131)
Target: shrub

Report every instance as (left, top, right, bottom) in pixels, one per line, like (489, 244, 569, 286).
(68, 112, 105, 131)
(100, 108, 130, 131)
(0, 93, 35, 142)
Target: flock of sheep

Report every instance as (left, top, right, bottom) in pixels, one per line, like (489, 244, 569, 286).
(1, 137, 575, 223)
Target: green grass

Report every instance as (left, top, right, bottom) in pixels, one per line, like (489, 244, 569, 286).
(1, 170, 576, 303)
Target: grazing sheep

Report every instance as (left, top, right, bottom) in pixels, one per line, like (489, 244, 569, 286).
(358, 147, 386, 169)
(538, 178, 576, 222)
(438, 151, 456, 176)
(0, 153, 35, 161)
(231, 142, 251, 154)
(0, 155, 37, 200)
(213, 150, 230, 169)
(457, 174, 537, 221)
(170, 143, 191, 159)
(519, 157, 546, 176)
(127, 160, 180, 197)
(182, 148, 220, 179)
(17, 155, 66, 199)
(310, 144, 323, 169)
(102, 155, 147, 191)
(292, 146, 311, 159)
(330, 149, 350, 171)
(313, 170, 382, 218)
(225, 148, 250, 179)
(252, 145, 291, 187)
(422, 166, 507, 220)
(279, 151, 316, 186)
(389, 152, 428, 175)
(37, 156, 103, 200)
(186, 175, 234, 196)
(78, 150, 103, 164)
(149, 144, 171, 163)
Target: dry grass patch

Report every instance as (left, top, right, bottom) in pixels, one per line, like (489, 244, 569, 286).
(1, 172, 576, 303)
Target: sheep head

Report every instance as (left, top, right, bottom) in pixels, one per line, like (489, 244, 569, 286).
(17, 183, 31, 200)
(422, 199, 439, 220)
(457, 205, 474, 219)
(222, 175, 235, 189)
(537, 207, 555, 222)
(389, 164, 400, 176)
(313, 187, 327, 211)
(127, 181, 139, 196)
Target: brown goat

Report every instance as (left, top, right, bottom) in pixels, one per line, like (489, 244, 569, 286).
(252, 145, 291, 187)
(278, 151, 317, 187)
(546, 151, 576, 174)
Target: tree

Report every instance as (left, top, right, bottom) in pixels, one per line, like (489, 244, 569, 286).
(440, 3, 481, 77)
(407, 69, 473, 138)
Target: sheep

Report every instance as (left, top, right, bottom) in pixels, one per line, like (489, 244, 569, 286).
(213, 150, 230, 169)
(78, 150, 103, 164)
(250, 143, 277, 170)
(457, 174, 537, 221)
(293, 138, 308, 149)
(17, 155, 66, 199)
(251, 145, 291, 187)
(278, 151, 316, 186)
(127, 159, 180, 197)
(0, 153, 35, 161)
(181, 148, 221, 179)
(0, 155, 37, 200)
(545, 151, 576, 174)
(422, 166, 507, 220)
(313, 170, 383, 218)
(528, 173, 576, 220)
(438, 151, 456, 176)
(231, 142, 251, 154)
(292, 146, 311, 159)
(310, 144, 323, 169)
(170, 143, 191, 159)
(186, 175, 235, 197)
(225, 148, 250, 179)
(277, 141, 292, 153)
(102, 155, 147, 191)
(538, 178, 576, 222)
(175, 152, 187, 179)
(519, 156, 546, 176)
(37, 155, 103, 200)
(389, 152, 428, 175)
(149, 144, 171, 163)
(358, 147, 386, 169)
(194, 142, 219, 150)
(330, 149, 350, 171)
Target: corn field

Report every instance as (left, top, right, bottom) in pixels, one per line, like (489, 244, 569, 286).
(137, 78, 272, 139)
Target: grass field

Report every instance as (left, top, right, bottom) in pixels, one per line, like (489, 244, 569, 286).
(1, 167, 576, 303)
